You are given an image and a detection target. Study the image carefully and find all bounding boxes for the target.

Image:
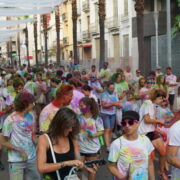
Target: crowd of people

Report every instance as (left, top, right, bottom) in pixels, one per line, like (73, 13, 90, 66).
(0, 62, 180, 180)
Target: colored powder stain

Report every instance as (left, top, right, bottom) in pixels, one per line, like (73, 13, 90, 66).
(4, 123, 12, 132)
(11, 165, 17, 172)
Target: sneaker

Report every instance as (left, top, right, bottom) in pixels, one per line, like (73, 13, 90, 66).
(0, 161, 4, 171)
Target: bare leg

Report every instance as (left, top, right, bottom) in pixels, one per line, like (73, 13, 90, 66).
(104, 129, 111, 149)
(152, 138, 167, 179)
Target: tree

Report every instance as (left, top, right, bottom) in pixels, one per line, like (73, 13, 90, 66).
(55, 7, 61, 66)
(17, 32, 21, 67)
(34, 15, 39, 66)
(17, 17, 21, 68)
(42, 14, 48, 67)
(98, 0, 106, 69)
(72, 0, 79, 65)
(172, 0, 180, 36)
(24, 26, 30, 67)
(134, 0, 145, 75)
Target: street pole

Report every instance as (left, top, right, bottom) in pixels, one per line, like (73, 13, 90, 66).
(154, 0, 159, 67)
(166, 0, 172, 67)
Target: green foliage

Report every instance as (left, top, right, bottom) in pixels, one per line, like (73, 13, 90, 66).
(172, 0, 180, 36)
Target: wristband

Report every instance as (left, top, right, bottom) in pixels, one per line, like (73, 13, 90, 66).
(60, 162, 65, 169)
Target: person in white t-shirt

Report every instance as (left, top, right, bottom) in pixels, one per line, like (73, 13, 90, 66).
(167, 120, 180, 180)
(99, 62, 112, 83)
(138, 89, 169, 178)
(165, 66, 177, 111)
(124, 66, 133, 84)
(108, 111, 155, 180)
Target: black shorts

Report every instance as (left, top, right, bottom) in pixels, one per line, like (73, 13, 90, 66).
(146, 131, 161, 141)
(80, 150, 101, 157)
(168, 94, 175, 106)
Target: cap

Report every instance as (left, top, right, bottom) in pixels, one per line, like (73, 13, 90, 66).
(122, 111, 140, 121)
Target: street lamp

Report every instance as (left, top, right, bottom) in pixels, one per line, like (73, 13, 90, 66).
(154, 0, 159, 67)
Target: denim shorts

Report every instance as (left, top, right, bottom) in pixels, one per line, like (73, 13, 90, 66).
(9, 159, 41, 180)
(101, 114, 116, 129)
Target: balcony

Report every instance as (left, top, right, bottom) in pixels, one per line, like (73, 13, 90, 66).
(90, 23, 99, 36)
(62, 13, 68, 22)
(82, 30, 91, 41)
(106, 17, 119, 31)
(82, 0, 90, 12)
(63, 37, 69, 46)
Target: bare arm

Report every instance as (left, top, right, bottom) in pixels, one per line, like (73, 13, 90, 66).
(108, 162, 126, 180)
(101, 101, 114, 108)
(148, 155, 155, 180)
(144, 114, 164, 125)
(93, 130, 104, 137)
(37, 135, 84, 173)
(0, 135, 20, 152)
(166, 145, 180, 168)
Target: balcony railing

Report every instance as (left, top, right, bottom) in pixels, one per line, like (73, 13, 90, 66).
(82, 0, 90, 12)
(82, 30, 91, 41)
(62, 13, 68, 22)
(106, 17, 119, 30)
(63, 37, 69, 46)
(90, 23, 99, 35)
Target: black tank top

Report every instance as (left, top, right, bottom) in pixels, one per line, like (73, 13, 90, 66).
(45, 137, 75, 180)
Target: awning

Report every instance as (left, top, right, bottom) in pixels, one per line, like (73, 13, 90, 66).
(26, 56, 33, 60)
(83, 44, 92, 48)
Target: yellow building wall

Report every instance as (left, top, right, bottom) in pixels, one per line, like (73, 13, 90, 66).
(61, 0, 73, 61)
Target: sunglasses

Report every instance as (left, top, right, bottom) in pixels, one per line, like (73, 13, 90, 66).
(121, 119, 138, 127)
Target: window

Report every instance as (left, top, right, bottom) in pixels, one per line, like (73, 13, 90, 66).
(123, 34, 129, 61)
(87, 16, 90, 32)
(95, 3, 98, 23)
(79, 19, 81, 33)
(113, 0, 118, 17)
(124, 0, 128, 16)
(144, 0, 154, 12)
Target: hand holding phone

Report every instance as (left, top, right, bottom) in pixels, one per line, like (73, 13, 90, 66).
(85, 159, 106, 168)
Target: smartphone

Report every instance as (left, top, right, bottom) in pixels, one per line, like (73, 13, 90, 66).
(85, 159, 106, 168)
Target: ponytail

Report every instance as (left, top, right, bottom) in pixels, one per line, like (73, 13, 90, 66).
(80, 97, 99, 119)
(90, 98, 99, 119)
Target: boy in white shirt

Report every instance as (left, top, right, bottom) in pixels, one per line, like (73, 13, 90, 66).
(108, 111, 155, 180)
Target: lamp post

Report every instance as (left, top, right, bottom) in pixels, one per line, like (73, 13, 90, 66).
(166, 0, 172, 67)
(154, 0, 159, 67)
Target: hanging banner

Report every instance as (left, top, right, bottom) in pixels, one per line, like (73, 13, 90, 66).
(0, 28, 24, 34)
(0, 7, 54, 17)
(0, 0, 63, 8)
(0, 19, 34, 28)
